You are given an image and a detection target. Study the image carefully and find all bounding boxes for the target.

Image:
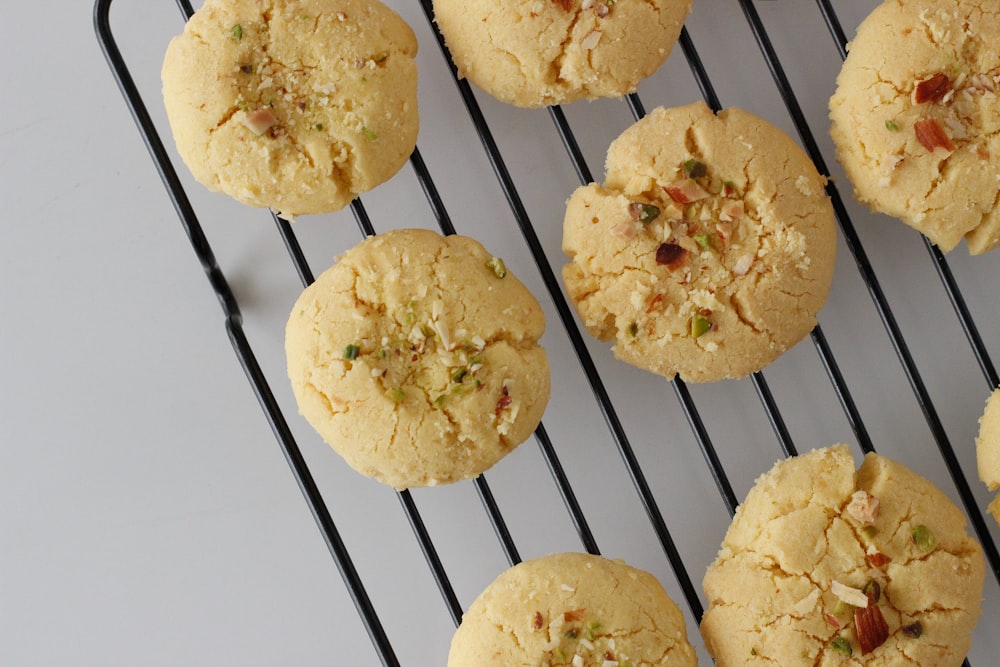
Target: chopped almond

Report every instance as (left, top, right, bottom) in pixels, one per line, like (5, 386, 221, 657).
(244, 108, 278, 135)
(914, 118, 954, 154)
(663, 180, 710, 203)
(855, 603, 890, 655)
(913, 73, 951, 104)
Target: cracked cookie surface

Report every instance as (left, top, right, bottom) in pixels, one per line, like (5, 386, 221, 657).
(447, 552, 697, 667)
(161, 0, 418, 218)
(285, 229, 549, 490)
(562, 102, 837, 382)
(829, 0, 1000, 254)
(976, 387, 1000, 525)
(701, 445, 985, 666)
(431, 0, 691, 108)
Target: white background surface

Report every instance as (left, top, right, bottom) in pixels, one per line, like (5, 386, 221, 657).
(2, 0, 998, 665)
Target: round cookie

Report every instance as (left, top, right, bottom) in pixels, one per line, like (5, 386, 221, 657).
(976, 387, 1000, 525)
(432, 0, 692, 108)
(701, 445, 985, 666)
(161, 0, 418, 218)
(829, 0, 1000, 255)
(562, 101, 837, 382)
(285, 229, 549, 490)
(448, 552, 698, 666)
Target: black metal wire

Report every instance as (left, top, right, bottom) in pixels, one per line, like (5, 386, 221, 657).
(97, 0, 999, 662)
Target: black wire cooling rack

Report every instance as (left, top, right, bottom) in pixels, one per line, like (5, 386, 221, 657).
(96, 0, 998, 664)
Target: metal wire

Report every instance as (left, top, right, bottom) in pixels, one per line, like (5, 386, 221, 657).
(96, 0, 998, 663)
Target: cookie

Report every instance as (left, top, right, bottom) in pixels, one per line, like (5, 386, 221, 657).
(161, 0, 419, 218)
(285, 229, 549, 490)
(976, 387, 1000, 525)
(829, 0, 1000, 255)
(701, 445, 985, 666)
(432, 0, 692, 108)
(447, 552, 698, 667)
(562, 102, 837, 382)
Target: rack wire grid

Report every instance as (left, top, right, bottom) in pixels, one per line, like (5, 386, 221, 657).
(96, 0, 999, 664)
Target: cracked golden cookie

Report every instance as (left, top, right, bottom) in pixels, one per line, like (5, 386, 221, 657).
(976, 387, 1000, 525)
(447, 552, 698, 667)
(432, 0, 692, 108)
(562, 101, 837, 382)
(701, 444, 985, 666)
(161, 0, 418, 218)
(285, 228, 549, 490)
(829, 0, 1000, 254)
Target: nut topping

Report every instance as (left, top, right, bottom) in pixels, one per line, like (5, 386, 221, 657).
(655, 243, 687, 268)
(913, 118, 954, 154)
(243, 108, 278, 135)
(855, 601, 890, 655)
(845, 490, 880, 525)
(663, 180, 710, 203)
(913, 73, 951, 104)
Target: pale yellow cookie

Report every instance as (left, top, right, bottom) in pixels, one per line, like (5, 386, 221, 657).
(701, 445, 985, 666)
(161, 0, 418, 218)
(448, 552, 698, 667)
(285, 229, 549, 490)
(562, 101, 837, 382)
(432, 0, 692, 108)
(829, 0, 1000, 254)
(976, 387, 1000, 525)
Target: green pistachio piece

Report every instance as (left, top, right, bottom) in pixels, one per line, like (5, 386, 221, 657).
(486, 256, 507, 279)
(912, 525, 937, 553)
(693, 233, 710, 250)
(830, 636, 852, 656)
(885, 119, 899, 131)
(231, 24, 243, 41)
(343, 344, 361, 360)
(386, 389, 406, 403)
(362, 126, 378, 141)
(691, 313, 712, 338)
(683, 158, 707, 178)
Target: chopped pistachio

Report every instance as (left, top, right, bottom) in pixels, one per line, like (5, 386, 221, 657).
(314, 123, 324, 131)
(628, 202, 660, 224)
(378, 348, 388, 359)
(433, 395, 447, 409)
(693, 233, 710, 250)
(564, 628, 579, 639)
(386, 389, 406, 402)
(683, 158, 707, 178)
(231, 24, 243, 41)
(628, 321, 639, 337)
(585, 621, 601, 641)
(885, 119, 900, 131)
(830, 636, 852, 656)
(722, 180, 737, 196)
(343, 344, 360, 360)
(691, 313, 712, 338)
(750, 648, 758, 656)
(902, 621, 923, 638)
(861, 525, 879, 541)
(487, 256, 507, 278)
(452, 368, 469, 383)
(362, 126, 378, 141)
(912, 525, 937, 553)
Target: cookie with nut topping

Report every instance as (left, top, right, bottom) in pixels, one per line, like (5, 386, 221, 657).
(432, 0, 692, 108)
(161, 0, 418, 218)
(976, 387, 1000, 525)
(285, 228, 549, 490)
(562, 101, 837, 382)
(701, 445, 985, 666)
(447, 552, 698, 667)
(829, 0, 1000, 254)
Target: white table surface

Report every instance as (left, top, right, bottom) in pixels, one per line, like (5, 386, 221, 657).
(2, 1, 998, 665)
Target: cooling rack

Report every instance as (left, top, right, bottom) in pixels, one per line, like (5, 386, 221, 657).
(96, 0, 998, 664)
